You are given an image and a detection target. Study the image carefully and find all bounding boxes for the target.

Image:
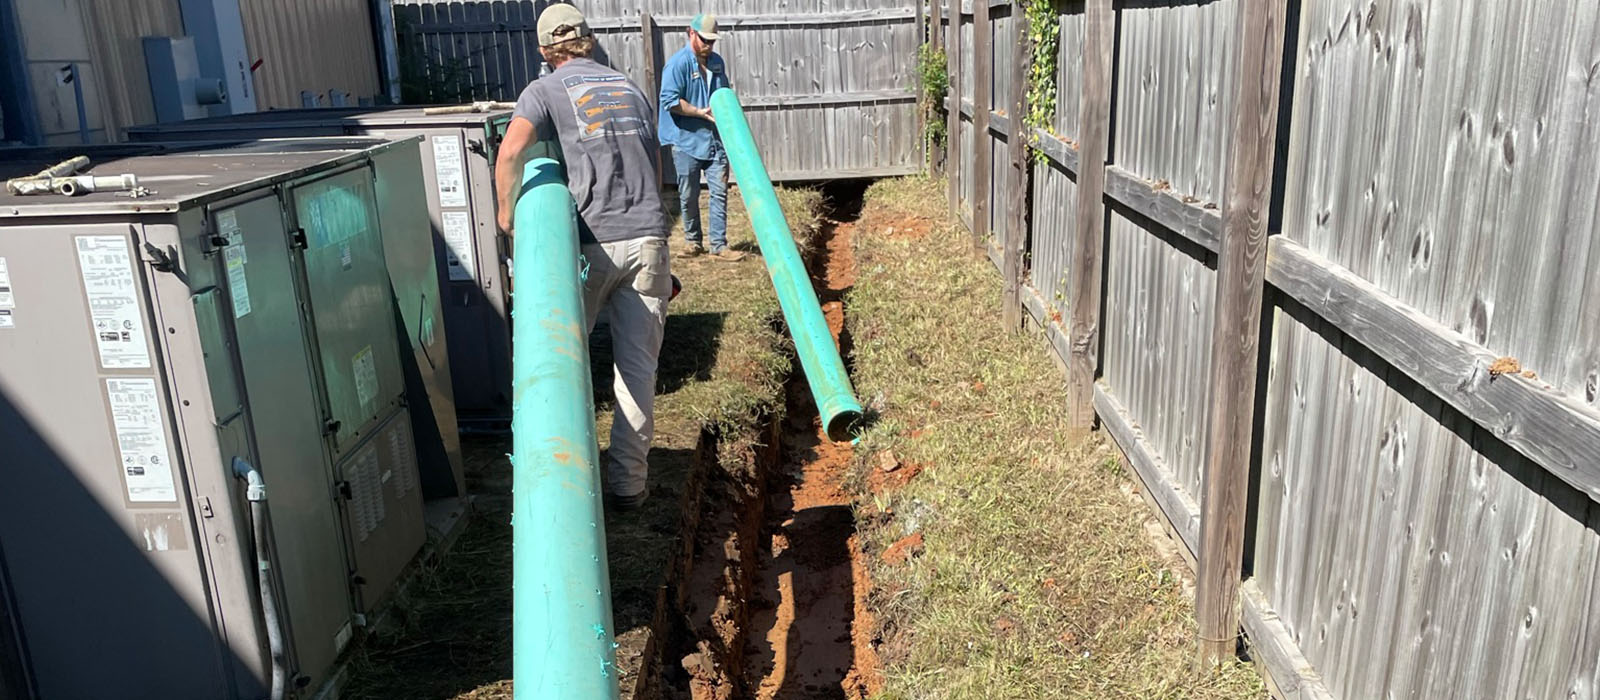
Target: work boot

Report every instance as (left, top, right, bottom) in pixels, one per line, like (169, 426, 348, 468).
(606, 490, 648, 512)
(709, 246, 746, 262)
(676, 242, 706, 258)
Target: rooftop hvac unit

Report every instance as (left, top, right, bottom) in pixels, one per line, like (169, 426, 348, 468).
(130, 107, 518, 431)
(0, 140, 433, 699)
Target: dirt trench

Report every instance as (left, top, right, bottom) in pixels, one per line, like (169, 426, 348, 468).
(667, 182, 881, 700)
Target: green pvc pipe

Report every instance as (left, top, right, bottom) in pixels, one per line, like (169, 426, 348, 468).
(510, 157, 620, 699)
(711, 88, 865, 441)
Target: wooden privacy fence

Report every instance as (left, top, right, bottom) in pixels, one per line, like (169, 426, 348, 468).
(934, 0, 1600, 697)
(391, 0, 923, 180)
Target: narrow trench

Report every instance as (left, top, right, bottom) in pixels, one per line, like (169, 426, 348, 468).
(668, 181, 878, 700)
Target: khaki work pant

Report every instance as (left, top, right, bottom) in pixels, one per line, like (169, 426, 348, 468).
(581, 236, 670, 499)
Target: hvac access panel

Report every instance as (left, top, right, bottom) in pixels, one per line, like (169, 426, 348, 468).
(127, 110, 515, 430)
(0, 224, 240, 699)
(336, 408, 427, 611)
(290, 167, 407, 458)
(209, 193, 358, 689)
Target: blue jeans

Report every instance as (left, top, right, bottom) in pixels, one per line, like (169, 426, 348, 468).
(673, 142, 729, 251)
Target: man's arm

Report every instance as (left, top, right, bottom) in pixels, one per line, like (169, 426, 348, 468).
(672, 99, 714, 122)
(495, 116, 537, 242)
(661, 58, 713, 122)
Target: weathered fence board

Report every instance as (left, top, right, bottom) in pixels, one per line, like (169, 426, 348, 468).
(393, 0, 920, 179)
(934, 0, 1600, 693)
(1028, 157, 1079, 314)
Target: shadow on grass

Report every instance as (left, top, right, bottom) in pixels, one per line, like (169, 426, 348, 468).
(342, 440, 699, 700)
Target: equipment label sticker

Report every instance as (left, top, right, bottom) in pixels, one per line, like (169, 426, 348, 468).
(217, 209, 245, 261)
(76, 235, 151, 369)
(106, 377, 178, 503)
(0, 310, 13, 329)
(442, 211, 475, 281)
(431, 135, 468, 208)
(225, 245, 252, 318)
(0, 257, 14, 308)
(353, 345, 378, 414)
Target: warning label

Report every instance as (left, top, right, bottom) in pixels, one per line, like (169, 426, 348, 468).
(76, 236, 151, 369)
(217, 209, 246, 260)
(106, 377, 178, 503)
(431, 135, 468, 208)
(0, 257, 14, 309)
(225, 245, 251, 318)
(442, 211, 475, 282)
(353, 345, 378, 414)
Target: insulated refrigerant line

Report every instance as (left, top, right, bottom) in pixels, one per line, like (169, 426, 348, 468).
(710, 87, 865, 441)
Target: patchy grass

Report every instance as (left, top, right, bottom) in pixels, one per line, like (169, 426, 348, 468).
(845, 176, 1264, 699)
(343, 187, 821, 699)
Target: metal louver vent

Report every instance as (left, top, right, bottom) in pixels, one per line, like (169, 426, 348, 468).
(350, 444, 386, 541)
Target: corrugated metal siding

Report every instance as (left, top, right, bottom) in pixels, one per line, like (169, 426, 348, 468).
(85, 0, 185, 135)
(241, 0, 381, 109)
(11, 0, 107, 141)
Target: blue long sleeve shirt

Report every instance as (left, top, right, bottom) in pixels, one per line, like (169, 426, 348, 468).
(657, 45, 730, 160)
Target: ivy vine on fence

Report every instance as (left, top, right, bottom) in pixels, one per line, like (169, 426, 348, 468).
(1023, 0, 1060, 160)
(916, 41, 951, 158)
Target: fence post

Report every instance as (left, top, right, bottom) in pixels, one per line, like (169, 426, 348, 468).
(1001, 0, 1029, 330)
(972, 0, 992, 252)
(930, 0, 945, 176)
(947, 0, 962, 220)
(1195, 0, 1290, 666)
(641, 12, 663, 187)
(916, 0, 927, 170)
(1065, 0, 1112, 427)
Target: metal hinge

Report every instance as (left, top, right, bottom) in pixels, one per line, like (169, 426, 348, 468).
(336, 480, 352, 500)
(323, 418, 342, 436)
(467, 139, 487, 157)
(199, 497, 215, 518)
(289, 227, 308, 249)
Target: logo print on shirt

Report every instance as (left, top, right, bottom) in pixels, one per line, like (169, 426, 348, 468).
(563, 74, 648, 141)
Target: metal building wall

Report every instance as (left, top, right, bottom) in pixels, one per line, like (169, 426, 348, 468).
(84, 0, 187, 135)
(8, 0, 108, 143)
(240, 0, 382, 109)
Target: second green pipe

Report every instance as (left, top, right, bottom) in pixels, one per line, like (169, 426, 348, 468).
(710, 88, 864, 441)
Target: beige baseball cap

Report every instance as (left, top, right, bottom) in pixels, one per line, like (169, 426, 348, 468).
(690, 13, 720, 41)
(538, 4, 591, 47)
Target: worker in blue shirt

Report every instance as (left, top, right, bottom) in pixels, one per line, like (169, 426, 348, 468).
(658, 13, 745, 261)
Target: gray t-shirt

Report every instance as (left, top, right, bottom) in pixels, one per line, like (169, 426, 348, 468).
(513, 58, 667, 244)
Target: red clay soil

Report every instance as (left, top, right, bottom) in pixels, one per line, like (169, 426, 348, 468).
(867, 458, 925, 494)
(742, 213, 883, 700)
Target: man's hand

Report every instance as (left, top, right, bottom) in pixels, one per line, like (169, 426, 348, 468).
(498, 209, 514, 237)
(495, 116, 536, 245)
(701, 105, 716, 123)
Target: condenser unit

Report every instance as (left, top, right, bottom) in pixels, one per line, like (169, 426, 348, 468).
(130, 107, 518, 431)
(0, 140, 432, 699)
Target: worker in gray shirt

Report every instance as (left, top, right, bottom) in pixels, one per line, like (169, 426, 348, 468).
(495, 3, 668, 510)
